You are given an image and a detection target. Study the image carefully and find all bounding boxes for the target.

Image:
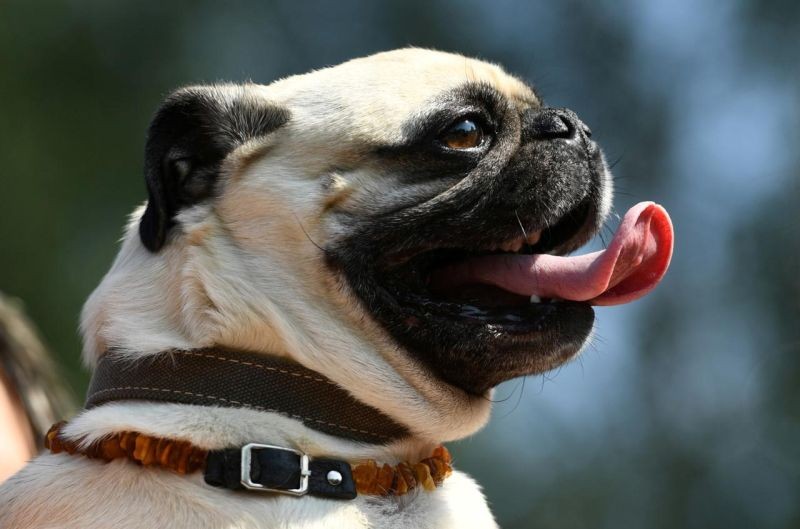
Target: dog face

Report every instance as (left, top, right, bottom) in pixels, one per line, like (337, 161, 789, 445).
(324, 98, 611, 396)
(86, 49, 611, 438)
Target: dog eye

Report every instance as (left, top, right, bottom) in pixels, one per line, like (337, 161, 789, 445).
(439, 119, 484, 150)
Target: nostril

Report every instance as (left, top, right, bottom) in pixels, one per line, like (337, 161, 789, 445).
(522, 108, 596, 143)
(550, 115, 572, 137)
(523, 109, 575, 140)
(539, 115, 570, 139)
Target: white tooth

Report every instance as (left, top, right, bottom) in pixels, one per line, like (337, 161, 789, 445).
(527, 230, 543, 246)
(497, 237, 528, 252)
(530, 294, 542, 303)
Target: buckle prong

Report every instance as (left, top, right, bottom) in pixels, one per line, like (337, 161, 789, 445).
(240, 443, 311, 496)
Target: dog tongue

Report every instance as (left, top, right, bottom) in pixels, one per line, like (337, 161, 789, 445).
(434, 202, 674, 306)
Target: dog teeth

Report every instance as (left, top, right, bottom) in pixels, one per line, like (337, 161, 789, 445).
(492, 231, 542, 253)
(526, 230, 542, 246)
(497, 238, 526, 253)
(529, 294, 542, 303)
(489, 233, 543, 253)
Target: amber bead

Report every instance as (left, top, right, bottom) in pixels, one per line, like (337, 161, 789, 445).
(44, 422, 453, 497)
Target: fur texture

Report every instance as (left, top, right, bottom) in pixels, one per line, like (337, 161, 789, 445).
(1, 48, 613, 528)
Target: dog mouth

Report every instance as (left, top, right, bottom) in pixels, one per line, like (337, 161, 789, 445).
(378, 200, 593, 327)
(376, 200, 673, 329)
(329, 196, 674, 394)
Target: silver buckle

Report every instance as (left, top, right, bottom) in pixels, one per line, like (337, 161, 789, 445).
(240, 443, 311, 496)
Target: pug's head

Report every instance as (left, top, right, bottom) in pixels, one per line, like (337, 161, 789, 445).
(84, 49, 613, 441)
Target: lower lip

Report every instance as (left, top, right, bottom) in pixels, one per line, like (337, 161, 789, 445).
(399, 295, 591, 333)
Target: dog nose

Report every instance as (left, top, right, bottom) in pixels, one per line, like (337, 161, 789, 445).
(523, 108, 591, 141)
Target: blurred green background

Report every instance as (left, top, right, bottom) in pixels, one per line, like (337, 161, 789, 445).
(1, 1, 798, 527)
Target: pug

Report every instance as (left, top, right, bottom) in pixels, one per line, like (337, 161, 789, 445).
(0, 48, 672, 528)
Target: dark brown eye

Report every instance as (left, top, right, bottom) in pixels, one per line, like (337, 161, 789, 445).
(439, 119, 484, 150)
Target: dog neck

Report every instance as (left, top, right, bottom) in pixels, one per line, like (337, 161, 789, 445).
(85, 348, 411, 444)
(62, 346, 440, 465)
(77, 208, 492, 457)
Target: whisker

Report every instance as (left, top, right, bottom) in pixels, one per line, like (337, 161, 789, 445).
(486, 379, 522, 405)
(515, 209, 534, 253)
(294, 214, 325, 253)
(598, 230, 608, 250)
(506, 375, 527, 417)
(514, 210, 528, 238)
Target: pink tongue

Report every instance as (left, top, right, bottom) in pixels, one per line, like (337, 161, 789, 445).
(432, 202, 674, 306)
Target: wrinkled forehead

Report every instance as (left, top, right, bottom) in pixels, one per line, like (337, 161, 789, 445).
(262, 49, 538, 143)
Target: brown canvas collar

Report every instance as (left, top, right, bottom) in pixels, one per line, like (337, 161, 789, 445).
(86, 348, 410, 444)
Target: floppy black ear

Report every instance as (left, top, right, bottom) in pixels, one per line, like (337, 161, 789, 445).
(139, 85, 290, 252)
